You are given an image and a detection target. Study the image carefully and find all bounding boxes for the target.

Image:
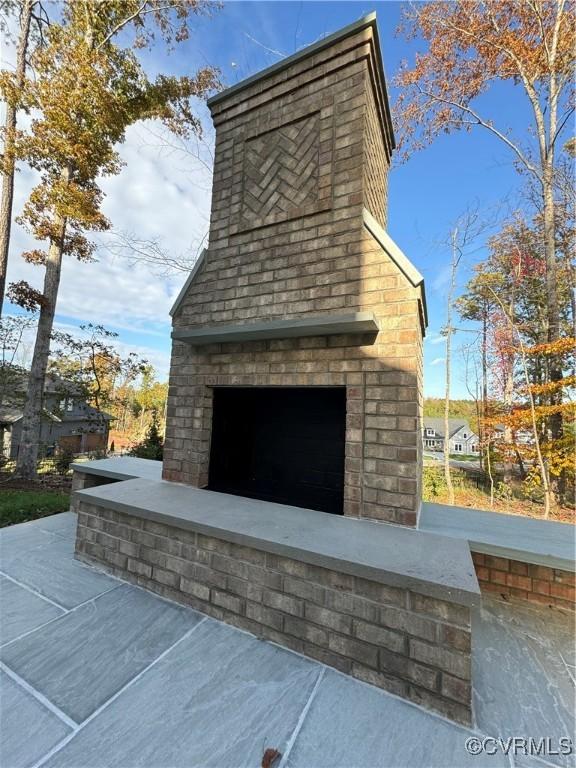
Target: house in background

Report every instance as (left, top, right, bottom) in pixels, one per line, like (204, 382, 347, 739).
(423, 418, 479, 454)
(0, 372, 112, 459)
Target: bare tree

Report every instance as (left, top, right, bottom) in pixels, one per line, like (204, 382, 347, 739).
(441, 208, 489, 505)
(486, 284, 554, 518)
(443, 228, 458, 505)
(103, 229, 208, 276)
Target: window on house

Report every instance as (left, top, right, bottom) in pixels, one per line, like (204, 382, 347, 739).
(454, 443, 462, 452)
(463, 433, 468, 438)
(59, 399, 66, 411)
(425, 428, 434, 437)
(66, 399, 74, 412)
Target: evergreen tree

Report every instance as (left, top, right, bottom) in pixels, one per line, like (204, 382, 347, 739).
(129, 409, 163, 460)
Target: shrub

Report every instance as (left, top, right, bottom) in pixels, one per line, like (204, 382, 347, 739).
(422, 467, 448, 499)
(54, 447, 76, 475)
(129, 410, 163, 461)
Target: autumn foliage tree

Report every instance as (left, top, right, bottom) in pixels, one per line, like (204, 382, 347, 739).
(49, 324, 148, 423)
(395, 1, 575, 496)
(7, 1, 219, 478)
(458, 211, 575, 511)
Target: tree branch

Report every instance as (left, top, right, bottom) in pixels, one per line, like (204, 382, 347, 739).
(433, 7, 550, 160)
(96, 0, 148, 48)
(551, 106, 575, 149)
(417, 85, 542, 181)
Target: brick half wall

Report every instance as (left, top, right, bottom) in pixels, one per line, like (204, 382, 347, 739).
(472, 553, 575, 612)
(76, 501, 473, 725)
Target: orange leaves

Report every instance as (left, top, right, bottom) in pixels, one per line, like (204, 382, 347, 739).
(12, 1, 221, 264)
(393, 0, 575, 159)
(527, 337, 576, 356)
(527, 376, 576, 396)
(22, 249, 47, 265)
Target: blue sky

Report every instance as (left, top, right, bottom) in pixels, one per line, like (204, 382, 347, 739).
(4, 1, 540, 397)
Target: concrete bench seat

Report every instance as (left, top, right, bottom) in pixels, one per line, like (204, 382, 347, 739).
(420, 502, 575, 611)
(70, 458, 163, 512)
(71, 457, 163, 482)
(74, 479, 479, 608)
(420, 502, 575, 571)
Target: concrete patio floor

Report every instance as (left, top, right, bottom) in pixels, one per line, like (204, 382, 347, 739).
(0, 513, 574, 768)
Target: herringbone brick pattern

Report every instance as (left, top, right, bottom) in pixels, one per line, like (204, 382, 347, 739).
(242, 113, 320, 223)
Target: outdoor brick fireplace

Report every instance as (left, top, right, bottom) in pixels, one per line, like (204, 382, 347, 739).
(73, 16, 481, 726)
(163, 14, 427, 527)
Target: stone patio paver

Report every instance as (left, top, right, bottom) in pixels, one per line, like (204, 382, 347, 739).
(473, 600, 575, 768)
(30, 511, 78, 538)
(0, 671, 72, 768)
(43, 619, 322, 768)
(0, 576, 64, 645)
(285, 669, 508, 768)
(0, 584, 201, 723)
(0, 529, 116, 609)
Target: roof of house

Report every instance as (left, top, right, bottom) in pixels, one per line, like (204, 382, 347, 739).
(0, 404, 113, 426)
(0, 406, 62, 425)
(0, 406, 26, 424)
(1, 367, 83, 394)
(423, 418, 476, 439)
(0, 368, 113, 425)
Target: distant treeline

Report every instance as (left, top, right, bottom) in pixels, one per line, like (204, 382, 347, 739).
(423, 399, 479, 425)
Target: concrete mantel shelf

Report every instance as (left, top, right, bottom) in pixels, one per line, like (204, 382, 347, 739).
(74, 478, 480, 608)
(171, 312, 379, 346)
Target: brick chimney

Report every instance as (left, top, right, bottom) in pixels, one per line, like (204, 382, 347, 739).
(164, 14, 427, 527)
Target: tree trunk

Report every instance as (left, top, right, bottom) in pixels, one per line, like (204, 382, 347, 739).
(502, 346, 515, 486)
(444, 230, 457, 506)
(15, 172, 68, 478)
(542, 170, 564, 504)
(479, 308, 488, 472)
(514, 447, 526, 480)
(0, 0, 34, 316)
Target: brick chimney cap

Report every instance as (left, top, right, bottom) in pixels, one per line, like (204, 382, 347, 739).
(207, 13, 394, 149)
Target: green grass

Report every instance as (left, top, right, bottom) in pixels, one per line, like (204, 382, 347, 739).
(0, 490, 70, 528)
(449, 454, 479, 461)
(0, 458, 74, 476)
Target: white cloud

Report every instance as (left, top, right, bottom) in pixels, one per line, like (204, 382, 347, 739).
(426, 334, 446, 346)
(5, 118, 214, 354)
(1, 15, 214, 382)
(430, 357, 446, 366)
(431, 265, 452, 292)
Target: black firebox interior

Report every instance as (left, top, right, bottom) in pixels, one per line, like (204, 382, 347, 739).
(208, 387, 346, 515)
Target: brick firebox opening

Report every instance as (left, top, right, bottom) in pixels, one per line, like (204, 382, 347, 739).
(208, 386, 346, 515)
